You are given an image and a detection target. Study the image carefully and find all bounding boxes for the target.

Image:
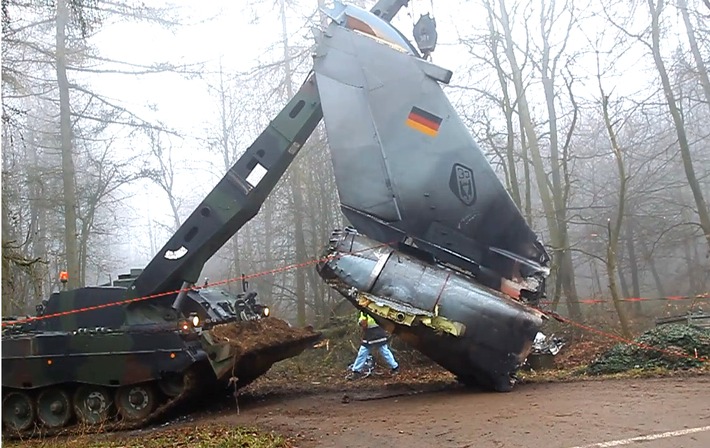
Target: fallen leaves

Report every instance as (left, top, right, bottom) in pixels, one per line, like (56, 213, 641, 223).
(3, 424, 291, 448)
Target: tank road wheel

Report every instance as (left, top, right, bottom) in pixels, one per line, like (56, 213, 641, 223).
(73, 385, 113, 425)
(116, 383, 157, 421)
(2, 391, 36, 431)
(158, 374, 184, 398)
(37, 388, 73, 428)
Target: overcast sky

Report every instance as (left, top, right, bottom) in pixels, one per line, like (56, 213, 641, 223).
(76, 0, 670, 272)
(87, 1, 467, 134)
(85, 0, 654, 148)
(84, 0, 472, 268)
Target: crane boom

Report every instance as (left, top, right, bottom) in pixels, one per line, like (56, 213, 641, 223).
(127, 0, 411, 300)
(128, 77, 322, 299)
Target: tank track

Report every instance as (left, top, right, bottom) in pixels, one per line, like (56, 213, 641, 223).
(3, 331, 321, 439)
(2, 362, 210, 440)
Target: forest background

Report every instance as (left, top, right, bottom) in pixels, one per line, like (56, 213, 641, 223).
(2, 0, 708, 337)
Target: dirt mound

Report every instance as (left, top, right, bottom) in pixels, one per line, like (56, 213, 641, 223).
(206, 318, 322, 388)
(588, 324, 710, 375)
(210, 317, 320, 354)
(554, 337, 616, 370)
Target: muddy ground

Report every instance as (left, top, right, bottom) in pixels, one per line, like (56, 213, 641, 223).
(204, 375, 710, 448)
(162, 327, 709, 448)
(8, 327, 709, 448)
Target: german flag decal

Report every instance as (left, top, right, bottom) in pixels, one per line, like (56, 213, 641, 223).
(406, 106, 442, 137)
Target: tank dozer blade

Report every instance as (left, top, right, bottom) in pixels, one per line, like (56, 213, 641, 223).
(201, 317, 321, 388)
(317, 229, 547, 392)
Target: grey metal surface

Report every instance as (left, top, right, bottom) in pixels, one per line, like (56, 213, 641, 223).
(326, 230, 545, 326)
(318, 229, 546, 391)
(313, 8, 548, 297)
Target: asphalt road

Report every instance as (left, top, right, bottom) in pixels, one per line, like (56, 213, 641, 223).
(223, 376, 710, 448)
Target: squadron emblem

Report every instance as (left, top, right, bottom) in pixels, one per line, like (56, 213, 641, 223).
(450, 163, 476, 206)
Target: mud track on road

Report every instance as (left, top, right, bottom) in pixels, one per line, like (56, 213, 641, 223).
(198, 376, 710, 448)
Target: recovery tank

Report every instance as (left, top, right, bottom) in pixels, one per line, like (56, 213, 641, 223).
(2, 272, 319, 433)
(1, 0, 412, 434)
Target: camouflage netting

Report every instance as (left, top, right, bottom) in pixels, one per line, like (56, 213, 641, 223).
(587, 324, 710, 375)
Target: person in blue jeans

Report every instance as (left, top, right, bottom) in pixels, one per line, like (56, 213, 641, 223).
(347, 311, 399, 379)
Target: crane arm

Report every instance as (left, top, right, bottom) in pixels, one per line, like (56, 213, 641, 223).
(128, 76, 322, 299)
(128, 0, 410, 300)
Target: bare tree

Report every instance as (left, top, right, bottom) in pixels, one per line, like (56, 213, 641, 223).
(55, 0, 81, 288)
(280, 0, 309, 325)
(205, 62, 245, 290)
(3, 0, 191, 292)
(481, 0, 582, 318)
(677, 0, 710, 109)
(598, 79, 632, 337)
(75, 138, 142, 284)
(647, 0, 710, 251)
(142, 129, 183, 233)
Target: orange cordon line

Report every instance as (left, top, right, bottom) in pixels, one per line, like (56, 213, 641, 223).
(540, 293, 709, 305)
(5, 246, 708, 366)
(540, 308, 710, 364)
(1, 241, 393, 327)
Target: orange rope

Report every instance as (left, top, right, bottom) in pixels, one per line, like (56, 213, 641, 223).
(1, 240, 391, 327)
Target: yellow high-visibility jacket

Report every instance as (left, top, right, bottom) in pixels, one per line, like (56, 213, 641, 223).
(358, 311, 379, 328)
(358, 312, 387, 346)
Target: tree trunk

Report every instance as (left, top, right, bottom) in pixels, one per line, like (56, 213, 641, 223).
(551, 262, 563, 311)
(26, 131, 47, 302)
(485, 15, 521, 208)
(625, 221, 641, 298)
(305, 165, 327, 323)
(606, 238, 631, 337)
(616, 239, 631, 300)
(519, 112, 532, 225)
(640, 239, 666, 298)
(79, 217, 89, 286)
(217, 64, 241, 288)
(56, 0, 80, 288)
(625, 220, 642, 315)
(539, 0, 581, 320)
(2, 142, 16, 313)
(242, 215, 256, 294)
(262, 198, 274, 301)
(682, 236, 697, 295)
(560, 250, 581, 318)
(591, 258, 603, 298)
(495, 0, 581, 319)
(600, 87, 632, 338)
(169, 203, 181, 233)
(281, 0, 307, 325)
(496, 0, 556, 233)
(677, 0, 710, 109)
(648, 0, 710, 251)
(692, 240, 707, 292)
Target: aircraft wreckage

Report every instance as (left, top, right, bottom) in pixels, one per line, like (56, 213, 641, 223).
(314, 2, 551, 391)
(2, 2, 552, 435)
